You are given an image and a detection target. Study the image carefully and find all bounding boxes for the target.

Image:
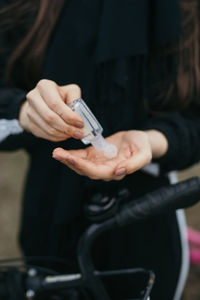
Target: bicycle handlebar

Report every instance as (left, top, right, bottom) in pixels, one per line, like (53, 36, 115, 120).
(5, 177, 200, 300)
(79, 177, 200, 260)
(114, 177, 200, 227)
(82, 177, 200, 243)
(75, 177, 200, 300)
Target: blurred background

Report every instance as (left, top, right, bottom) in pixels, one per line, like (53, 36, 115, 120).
(0, 150, 200, 299)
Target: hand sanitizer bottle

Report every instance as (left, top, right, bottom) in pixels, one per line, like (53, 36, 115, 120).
(70, 98, 118, 159)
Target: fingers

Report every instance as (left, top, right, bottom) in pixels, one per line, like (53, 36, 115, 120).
(60, 84, 81, 105)
(113, 131, 152, 176)
(53, 147, 127, 181)
(21, 79, 85, 142)
(114, 148, 152, 176)
(53, 148, 115, 180)
(36, 80, 83, 127)
(52, 130, 153, 180)
(29, 122, 66, 142)
(27, 89, 84, 140)
(52, 131, 153, 181)
(28, 108, 69, 141)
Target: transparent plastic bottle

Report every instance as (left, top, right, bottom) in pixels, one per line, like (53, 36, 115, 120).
(70, 98, 118, 159)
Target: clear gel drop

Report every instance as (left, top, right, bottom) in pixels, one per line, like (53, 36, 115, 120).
(70, 98, 118, 159)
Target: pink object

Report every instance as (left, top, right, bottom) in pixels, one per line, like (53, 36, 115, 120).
(190, 249, 200, 266)
(187, 227, 200, 247)
(187, 227, 200, 266)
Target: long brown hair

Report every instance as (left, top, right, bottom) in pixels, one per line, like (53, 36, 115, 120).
(0, 0, 65, 87)
(178, 0, 200, 108)
(149, 0, 200, 111)
(0, 0, 199, 109)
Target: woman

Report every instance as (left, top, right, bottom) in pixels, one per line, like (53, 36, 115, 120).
(0, 0, 200, 299)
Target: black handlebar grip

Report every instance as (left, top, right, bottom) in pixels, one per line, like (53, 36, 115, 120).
(115, 177, 200, 227)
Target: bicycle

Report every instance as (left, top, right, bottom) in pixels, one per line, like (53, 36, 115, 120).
(0, 177, 199, 300)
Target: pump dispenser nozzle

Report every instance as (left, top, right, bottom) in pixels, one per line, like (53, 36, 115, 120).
(70, 99, 118, 159)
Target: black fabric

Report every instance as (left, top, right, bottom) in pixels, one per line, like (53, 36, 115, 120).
(142, 112, 200, 171)
(0, 1, 198, 299)
(0, 269, 25, 300)
(95, 0, 181, 62)
(0, 64, 26, 121)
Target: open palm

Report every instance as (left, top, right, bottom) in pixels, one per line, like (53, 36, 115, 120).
(53, 130, 152, 181)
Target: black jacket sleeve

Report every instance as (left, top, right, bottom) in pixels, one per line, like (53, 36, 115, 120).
(142, 110, 200, 172)
(0, 84, 26, 120)
(0, 47, 38, 151)
(0, 82, 39, 151)
(0, 45, 38, 151)
(0, 0, 39, 151)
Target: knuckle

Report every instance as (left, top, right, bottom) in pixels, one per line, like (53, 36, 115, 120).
(37, 79, 54, 89)
(49, 100, 58, 110)
(26, 90, 35, 102)
(45, 112, 55, 124)
(67, 84, 81, 95)
(65, 126, 73, 136)
(36, 79, 47, 89)
(59, 111, 68, 121)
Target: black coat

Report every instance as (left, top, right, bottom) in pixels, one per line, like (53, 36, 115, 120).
(0, 0, 199, 299)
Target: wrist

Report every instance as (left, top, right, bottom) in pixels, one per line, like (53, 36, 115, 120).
(145, 129, 168, 159)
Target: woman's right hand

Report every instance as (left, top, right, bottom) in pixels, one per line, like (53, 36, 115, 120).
(19, 79, 84, 142)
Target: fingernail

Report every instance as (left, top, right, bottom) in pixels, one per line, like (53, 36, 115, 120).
(75, 121, 84, 128)
(115, 168, 126, 176)
(74, 131, 83, 139)
(66, 157, 75, 165)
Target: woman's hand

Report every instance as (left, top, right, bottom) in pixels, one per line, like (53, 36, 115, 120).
(19, 79, 84, 142)
(52, 130, 168, 181)
(52, 130, 166, 181)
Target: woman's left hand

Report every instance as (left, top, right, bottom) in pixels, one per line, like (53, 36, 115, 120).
(52, 130, 160, 181)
